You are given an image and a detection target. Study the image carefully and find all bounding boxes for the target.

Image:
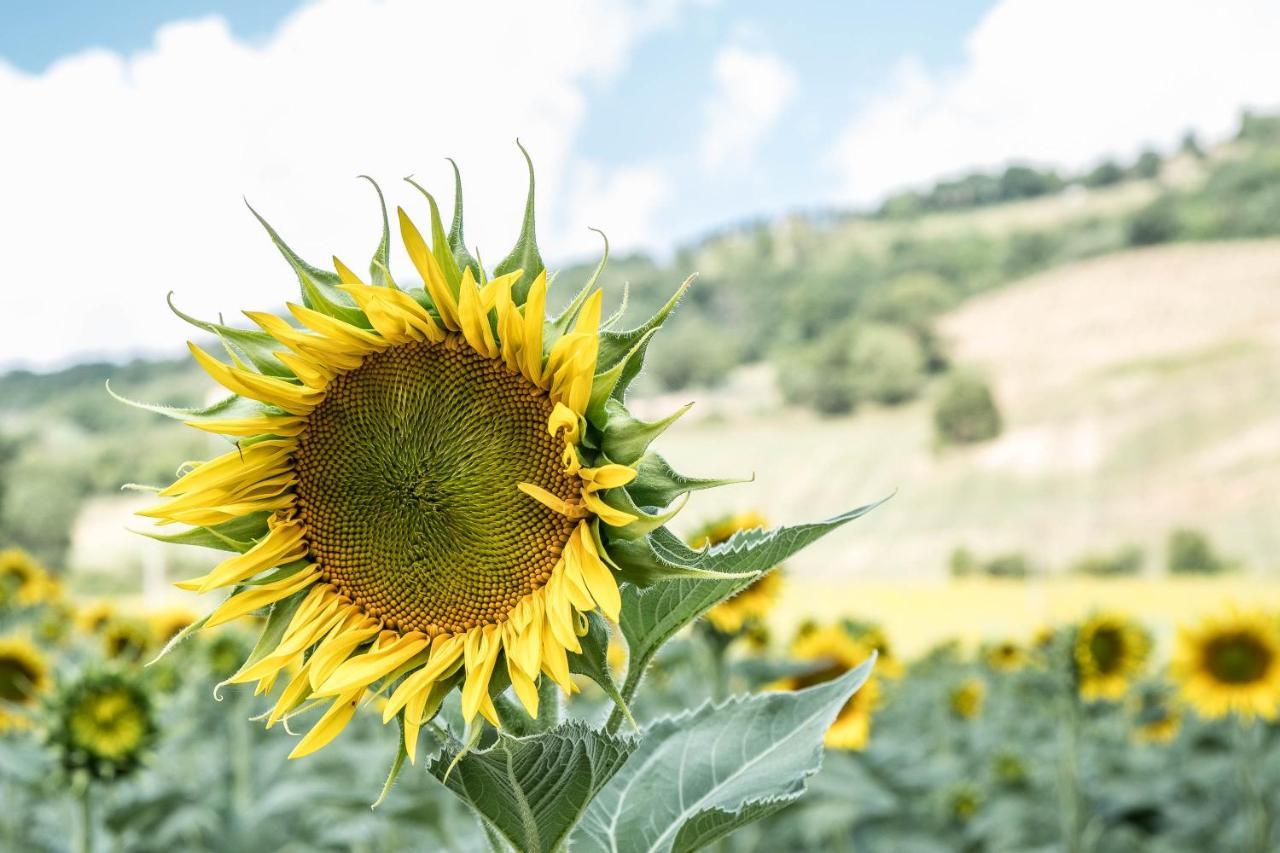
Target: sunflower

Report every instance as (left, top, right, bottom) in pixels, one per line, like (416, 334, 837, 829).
(77, 601, 116, 635)
(1130, 682, 1181, 744)
(1172, 609, 1280, 720)
(776, 624, 879, 749)
(983, 639, 1028, 672)
(128, 160, 702, 761)
(149, 606, 198, 647)
(1075, 613, 1150, 701)
(48, 670, 156, 780)
(691, 512, 782, 634)
(36, 600, 77, 646)
(102, 617, 153, 664)
(846, 621, 903, 678)
(0, 636, 50, 706)
(948, 677, 985, 720)
(0, 548, 55, 607)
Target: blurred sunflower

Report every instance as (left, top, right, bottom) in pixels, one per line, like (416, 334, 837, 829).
(777, 624, 879, 749)
(0, 548, 56, 607)
(0, 636, 51, 707)
(983, 639, 1028, 672)
(36, 600, 77, 646)
(691, 512, 782, 635)
(77, 601, 116, 636)
(948, 677, 985, 720)
(148, 606, 198, 647)
(1172, 609, 1280, 720)
(129, 160, 700, 760)
(846, 621, 903, 678)
(944, 783, 983, 825)
(48, 670, 156, 780)
(102, 617, 152, 664)
(1075, 613, 1150, 701)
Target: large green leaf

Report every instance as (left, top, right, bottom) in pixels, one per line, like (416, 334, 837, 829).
(605, 500, 883, 733)
(427, 722, 633, 853)
(574, 662, 875, 852)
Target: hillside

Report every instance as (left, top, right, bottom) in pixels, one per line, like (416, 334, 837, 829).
(651, 241, 1280, 581)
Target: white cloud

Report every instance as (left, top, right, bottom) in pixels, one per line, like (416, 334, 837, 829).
(700, 44, 796, 169)
(827, 0, 1280, 204)
(559, 162, 672, 259)
(0, 0, 674, 369)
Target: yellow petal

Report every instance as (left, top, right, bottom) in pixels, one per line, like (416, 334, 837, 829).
(582, 491, 637, 527)
(186, 415, 305, 438)
(517, 482, 580, 518)
(547, 402, 580, 445)
(185, 518, 308, 593)
(398, 207, 458, 330)
(289, 688, 363, 759)
(205, 566, 320, 628)
(460, 625, 501, 723)
(521, 271, 548, 384)
(332, 256, 365, 285)
(457, 267, 497, 358)
(316, 631, 429, 696)
(580, 464, 637, 491)
(571, 524, 621, 622)
(188, 343, 321, 414)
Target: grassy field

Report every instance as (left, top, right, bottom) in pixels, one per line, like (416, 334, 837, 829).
(651, 240, 1280, 582)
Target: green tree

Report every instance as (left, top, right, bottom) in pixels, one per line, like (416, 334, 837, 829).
(1167, 528, 1232, 575)
(934, 371, 1002, 445)
(850, 323, 927, 405)
(1127, 197, 1181, 246)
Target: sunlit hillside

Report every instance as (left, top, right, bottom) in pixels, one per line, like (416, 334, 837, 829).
(656, 240, 1280, 582)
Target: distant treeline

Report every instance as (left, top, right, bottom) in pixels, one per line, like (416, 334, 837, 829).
(950, 528, 1238, 580)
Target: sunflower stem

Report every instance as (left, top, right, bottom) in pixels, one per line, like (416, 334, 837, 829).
(75, 782, 92, 853)
(1054, 678, 1085, 853)
(1236, 717, 1270, 852)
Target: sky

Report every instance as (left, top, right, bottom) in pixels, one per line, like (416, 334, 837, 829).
(2, 0, 1279, 369)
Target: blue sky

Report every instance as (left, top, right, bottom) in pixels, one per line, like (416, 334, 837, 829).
(1, 0, 1276, 368)
(1, 0, 992, 248)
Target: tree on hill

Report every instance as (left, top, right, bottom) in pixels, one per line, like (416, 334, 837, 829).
(934, 371, 1002, 445)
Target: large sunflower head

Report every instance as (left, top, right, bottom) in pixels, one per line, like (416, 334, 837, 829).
(691, 512, 782, 634)
(0, 636, 51, 707)
(1172, 609, 1280, 720)
(124, 156, 721, 760)
(1074, 612, 1151, 701)
(777, 623, 880, 750)
(47, 670, 156, 780)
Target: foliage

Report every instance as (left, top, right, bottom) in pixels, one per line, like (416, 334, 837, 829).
(1167, 528, 1233, 576)
(933, 371, 1003, 445)
(1069, 545, 1145, 577)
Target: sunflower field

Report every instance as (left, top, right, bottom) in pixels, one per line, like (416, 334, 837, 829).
(2, 160, 1279, 853)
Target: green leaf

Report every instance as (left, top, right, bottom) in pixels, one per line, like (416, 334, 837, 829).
(445, 159, 481, 280)
(244, 201, 368, 327)
(599, 488, 687, 541)
(427, 722, 634, 853)
(164, 294, 290, 376)
(597, 275, 694, 403)
(600, 399, 692, 465)
(106, 386, 276, 432)
(568, 612, 633, 727)
(586, 329, 657, 424)
(574, 661, 875, 853)
(551, 228, 609, 338)
(626, 453, 750, 509)
(604, 499, 884, 732)
(494, 141, 545, 305)
(133, 512, 272, 554)
(358, 175, 392, 287)
(404, 178, 462, 291)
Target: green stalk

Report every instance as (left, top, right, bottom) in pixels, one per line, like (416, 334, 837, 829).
(1237, 717, 1270, 853)
(75, 782, 92, 853)
(1054, 687, 1084, 853)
